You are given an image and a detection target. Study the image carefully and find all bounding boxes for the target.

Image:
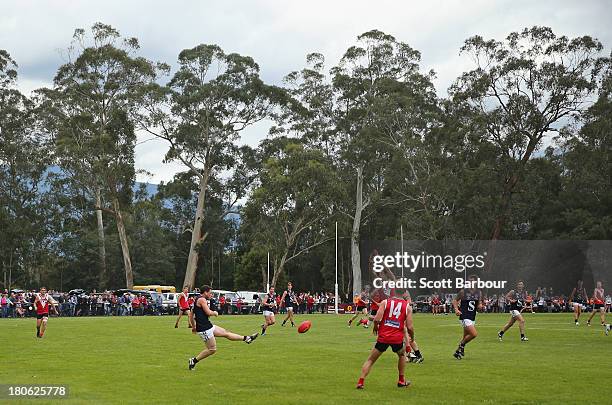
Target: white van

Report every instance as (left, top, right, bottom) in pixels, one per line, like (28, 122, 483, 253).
(236, 291, 268, 312)
(162, 292, 178, 313)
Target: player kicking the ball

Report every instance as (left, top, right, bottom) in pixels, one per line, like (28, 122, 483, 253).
(188, 285, 258, 370)
(498, 280, 529, 342)
(452, 275, 483, 360)
(261, 287, 277, 335)
(356, 289, 412, 389)
(34, 287, 58, 338)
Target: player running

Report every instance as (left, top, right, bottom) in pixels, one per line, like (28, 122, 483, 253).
(175, 286, 193, 329)
(587, 281, 606, 327)
(356, 289, 412, 389)
(569, 280, 588, 326)
(280, 282, 297, 327)
(348, 290, 369, 327)
(261, 287, 277, 335)
(34, 287, 57, 338)
(188, 285, 258, 370)
(452, 276, 483, 359)
(498, 281, 529, 342)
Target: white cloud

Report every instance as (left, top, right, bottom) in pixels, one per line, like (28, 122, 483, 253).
(2, 0, 610, 184)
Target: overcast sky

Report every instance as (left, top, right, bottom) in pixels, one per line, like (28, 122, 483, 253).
(2, 0, 610, 183)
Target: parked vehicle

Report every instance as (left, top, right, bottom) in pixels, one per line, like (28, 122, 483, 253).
(236, 291, 267, 313)
(133, 285, 176, 293)
(162, 292, 178, 314)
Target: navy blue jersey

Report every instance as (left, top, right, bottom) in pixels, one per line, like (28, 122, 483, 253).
(459, 289, 482, 321)
(509, 290, 526, 311)
(263, 293, 276, 313)
(194, 297, 213, 332)
(284, 290, 296, 307)
(573, 287, 587, 303)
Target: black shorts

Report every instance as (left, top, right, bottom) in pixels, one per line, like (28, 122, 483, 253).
(36, 313, 49, 319)
(357, 306, 366, 311)
(370, 309, 377, 316)
(594, 303, 604, 309)
(375, 341, 404, 353)
(179, 308, 190, 315)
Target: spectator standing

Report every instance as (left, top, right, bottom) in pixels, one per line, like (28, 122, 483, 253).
(1, 293, 8, 318)
(141, 295, 148, 315)
(236, 297, 243, 314)
(307, 294, 315, 314)
(219, 294, 226, 315)
(131, 295, 141, 315)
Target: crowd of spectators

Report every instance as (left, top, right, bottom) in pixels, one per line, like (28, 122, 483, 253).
(0, 290, 167, 318)
(2, 287, 611, 318)
(419, 287, 612, 314)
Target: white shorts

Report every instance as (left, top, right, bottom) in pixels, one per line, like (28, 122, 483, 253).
(572, 302, 585, 309)
(263, 310, 275, 317)
(197, 326, 216, 342)
(460, 319, 475, 328)
(286, 307, 294, 312)
(510, 310, 521, 318)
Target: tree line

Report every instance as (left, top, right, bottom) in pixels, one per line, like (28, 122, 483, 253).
(1, 24, 610, 295)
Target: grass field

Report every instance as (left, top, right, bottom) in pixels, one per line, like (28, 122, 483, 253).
(1, 312, 610, 404)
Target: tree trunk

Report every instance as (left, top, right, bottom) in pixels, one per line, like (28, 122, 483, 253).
(112, 197, 134, 289)
(95, 187, 107, 289)
(490, 137, 539, 240)
(351, 166, 365, 297)
(183, 170, 210, 289)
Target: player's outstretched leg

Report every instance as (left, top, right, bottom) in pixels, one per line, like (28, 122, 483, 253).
(214, 325, 259, 343)
(348, 310, 360, 327)
(498, 316, 515, 341)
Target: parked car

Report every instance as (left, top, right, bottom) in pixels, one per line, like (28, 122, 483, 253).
(162, 292, 178, 314)
(211, 290, 235, 300)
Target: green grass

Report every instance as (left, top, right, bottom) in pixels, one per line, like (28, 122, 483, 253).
(1, 312, 610, 404)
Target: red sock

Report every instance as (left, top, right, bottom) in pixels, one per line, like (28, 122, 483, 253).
(398, 375, 405, 384)
(358, 378, 364, 385)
